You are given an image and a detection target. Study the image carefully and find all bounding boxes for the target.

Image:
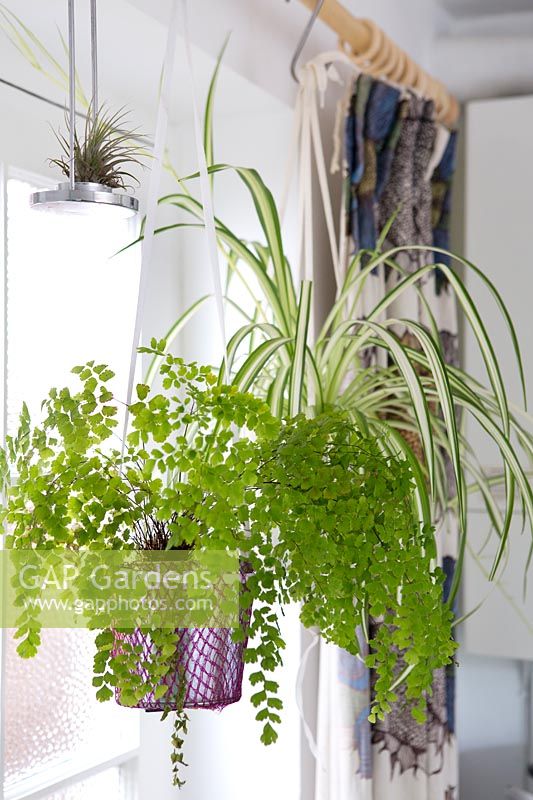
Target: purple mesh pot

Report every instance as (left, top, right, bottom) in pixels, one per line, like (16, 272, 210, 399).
(114, 625, 249, 711)
(113, 565, 251, 712)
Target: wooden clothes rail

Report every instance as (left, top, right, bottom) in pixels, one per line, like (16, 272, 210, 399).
(298, 0, 459, 128)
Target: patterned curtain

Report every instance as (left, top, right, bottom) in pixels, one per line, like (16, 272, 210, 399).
(316, 75, 459, 800)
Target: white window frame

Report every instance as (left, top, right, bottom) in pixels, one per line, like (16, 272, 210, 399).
(4, 749, 139, 800)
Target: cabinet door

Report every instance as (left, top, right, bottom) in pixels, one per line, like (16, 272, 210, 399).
(463, 511, 533, 661)
(462, 95, 533, 660)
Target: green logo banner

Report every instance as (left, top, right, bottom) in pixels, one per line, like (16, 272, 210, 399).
(1, 550, 241, 629)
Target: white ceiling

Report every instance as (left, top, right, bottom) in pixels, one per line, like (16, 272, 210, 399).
(439, 0, 533, 17)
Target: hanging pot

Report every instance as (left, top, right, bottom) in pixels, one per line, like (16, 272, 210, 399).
(113, 563, 251, 712)
(31, 182, 138, 217)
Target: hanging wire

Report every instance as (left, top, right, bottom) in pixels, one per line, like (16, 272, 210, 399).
(0, 78, 152, 146)
(90, 0, 98, 121)
(288, 0, 325, 82)
(67, 0, 76, 189)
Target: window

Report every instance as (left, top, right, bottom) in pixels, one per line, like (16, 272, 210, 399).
(5, 173, 140, 436)
(2, 170, 141, 800)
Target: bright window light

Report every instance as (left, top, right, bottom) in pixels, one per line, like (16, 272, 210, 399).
(6, 174, 141, 437)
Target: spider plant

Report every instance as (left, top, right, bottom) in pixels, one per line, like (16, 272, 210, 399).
(123, 158, 533, 610)
(50, 105, 144, 190)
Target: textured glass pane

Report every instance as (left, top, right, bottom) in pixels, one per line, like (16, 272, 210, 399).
(41, 767, 123, 800)
(4, 630, 139, 787)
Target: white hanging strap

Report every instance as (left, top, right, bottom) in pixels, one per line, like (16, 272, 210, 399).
(280, 86, 304, 225)
(333, 79, 355, 293)
(283, 51, 359, 315)
(295, 628, 325, 771)
(122, 0, 181, 451)
(425, 123, 450, 183)
(331, 78, 353, 176)
(294, 86, 306, 282)
(298, 75, 316, 349)
(295, 54, 352, 299)
(181, 0, 229, 382)
(307, 63, 342, 292)
(300, 76, 314, 288)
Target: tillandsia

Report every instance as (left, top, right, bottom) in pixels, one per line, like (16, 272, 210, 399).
(50, 105, 145, 189)
(1, 348, 458, 784)
(0, 7, 145, 190)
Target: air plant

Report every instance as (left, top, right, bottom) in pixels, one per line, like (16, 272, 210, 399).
(50, 105, 145, 190)
(0, 6, 146, 190)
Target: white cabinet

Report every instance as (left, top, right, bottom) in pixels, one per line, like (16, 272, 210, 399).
(463, 511, 533, 661)
(462, 95, 533, 660)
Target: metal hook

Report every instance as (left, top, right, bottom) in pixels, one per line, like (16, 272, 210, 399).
(288, 0, 325, 82)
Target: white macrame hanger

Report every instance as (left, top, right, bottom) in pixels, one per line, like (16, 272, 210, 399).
(122, 0, 229, 455)
(180, 0, 229, 383)
(122, 0, 181, 452)
(283, 25, 367, 769)
(282, 49, 364, 305)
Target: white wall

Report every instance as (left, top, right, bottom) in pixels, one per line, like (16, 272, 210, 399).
(433, 4, 533, 101)
(126, 0, 436, 110)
